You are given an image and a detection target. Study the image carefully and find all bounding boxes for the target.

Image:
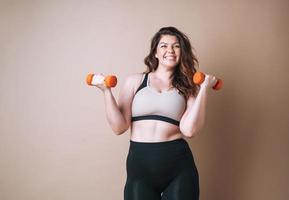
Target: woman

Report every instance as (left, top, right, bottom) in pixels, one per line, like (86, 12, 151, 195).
(96, 27, 217, 200)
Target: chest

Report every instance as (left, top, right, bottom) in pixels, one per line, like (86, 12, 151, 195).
(131, 88, 186, 119)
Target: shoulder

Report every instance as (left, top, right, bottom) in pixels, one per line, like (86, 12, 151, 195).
(125, 73, 145, 81)
(124, 72, 146, 86)
(122, 72, 146, 93)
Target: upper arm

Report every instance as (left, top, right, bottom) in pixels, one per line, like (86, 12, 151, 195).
(181, 95, 195, 119)
(179, 95, 196, 129)
(117, 73, 143, 127)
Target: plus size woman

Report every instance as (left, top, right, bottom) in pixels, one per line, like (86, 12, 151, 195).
(95, 26, 217, 200)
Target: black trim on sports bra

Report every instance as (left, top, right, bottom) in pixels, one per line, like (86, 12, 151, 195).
(131, 115, 180, 126)
(135, 73, 148, 94)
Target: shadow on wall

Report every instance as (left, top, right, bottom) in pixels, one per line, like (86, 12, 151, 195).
(188, 60, 262, 200)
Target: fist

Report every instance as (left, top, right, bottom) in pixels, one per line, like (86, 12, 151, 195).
(201, 74, 218, 89)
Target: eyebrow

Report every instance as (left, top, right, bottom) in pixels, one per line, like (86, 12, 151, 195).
(159, 42, 180, 45)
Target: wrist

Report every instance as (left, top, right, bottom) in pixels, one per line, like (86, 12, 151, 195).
(103, 88, 112, 95)
(200, 84, 209, 91)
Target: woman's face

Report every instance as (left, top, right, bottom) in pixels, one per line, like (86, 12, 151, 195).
(155, 35, 181, 69)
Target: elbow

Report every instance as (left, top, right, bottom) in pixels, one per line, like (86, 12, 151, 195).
(112, 129, 124, 135)
(108, 118, 130, 135)
(180, 124, 203, 138)
(181, 128, 199, 138)
(111, 124, 130, 135)
(112, 128, 126, 135)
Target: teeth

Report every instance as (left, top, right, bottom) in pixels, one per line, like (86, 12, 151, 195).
(165, 56, 175, 60)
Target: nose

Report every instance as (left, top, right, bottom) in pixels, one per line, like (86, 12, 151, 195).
(167, 45, 175, 53)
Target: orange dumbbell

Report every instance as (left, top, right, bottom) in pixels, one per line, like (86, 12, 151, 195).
(193, 71, 223, 90)
(86, 73, 117, 88)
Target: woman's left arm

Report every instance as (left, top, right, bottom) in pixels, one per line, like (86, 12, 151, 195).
(179, 74, 217, 137)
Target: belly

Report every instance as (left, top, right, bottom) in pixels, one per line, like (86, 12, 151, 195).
(130, 120, 183, 142)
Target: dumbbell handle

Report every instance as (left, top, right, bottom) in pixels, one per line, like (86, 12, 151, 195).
(86, 74, 117, 88)
(193, 72, 223, 90)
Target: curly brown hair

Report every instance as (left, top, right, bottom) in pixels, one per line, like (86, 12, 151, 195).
(144, 26, 200, 98)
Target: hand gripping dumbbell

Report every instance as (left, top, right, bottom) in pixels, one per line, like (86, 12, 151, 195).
(86, 73, 117, 88)
(193, 72, 223, 90)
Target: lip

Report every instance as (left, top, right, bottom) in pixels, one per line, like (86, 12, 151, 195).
(164, 55, 176, 59)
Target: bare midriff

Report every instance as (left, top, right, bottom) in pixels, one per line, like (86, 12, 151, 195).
(130, 120, 183, 142)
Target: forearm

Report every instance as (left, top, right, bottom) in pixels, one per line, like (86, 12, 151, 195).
(103, 89, 128, 134)
(180, 86, 208, 137)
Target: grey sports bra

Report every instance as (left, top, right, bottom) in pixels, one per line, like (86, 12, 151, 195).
(131, 73, 186, 126)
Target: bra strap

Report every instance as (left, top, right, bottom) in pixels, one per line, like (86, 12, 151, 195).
(135, 73, 148, 94)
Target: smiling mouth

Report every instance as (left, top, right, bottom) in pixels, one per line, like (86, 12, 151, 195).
(164, 56, 176, 60)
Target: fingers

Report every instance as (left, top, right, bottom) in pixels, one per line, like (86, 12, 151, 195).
(203, 74, 217, 88)
(211, 75, 218, 86)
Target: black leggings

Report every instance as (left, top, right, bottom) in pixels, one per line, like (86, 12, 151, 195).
(124, 138, 199, 200)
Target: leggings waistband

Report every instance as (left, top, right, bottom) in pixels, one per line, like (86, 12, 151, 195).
(130, 138, 185, 145)
(128, 138, 192, 157)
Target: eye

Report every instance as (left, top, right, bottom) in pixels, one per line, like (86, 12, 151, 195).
(174, 44, 180, 48)
(160, 45, 167, 48)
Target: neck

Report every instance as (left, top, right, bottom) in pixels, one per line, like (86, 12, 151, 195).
(153, 67, 174, 81)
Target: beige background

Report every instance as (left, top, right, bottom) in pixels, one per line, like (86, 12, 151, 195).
(1, 0, 288, 199)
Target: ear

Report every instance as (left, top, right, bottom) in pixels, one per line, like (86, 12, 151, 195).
(155, 54, 158, 58)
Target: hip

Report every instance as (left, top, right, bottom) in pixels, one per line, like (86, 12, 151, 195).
(126, 138, 197, 177)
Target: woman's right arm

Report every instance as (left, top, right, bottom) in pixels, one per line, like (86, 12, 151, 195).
(98, 74, 141, 135)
